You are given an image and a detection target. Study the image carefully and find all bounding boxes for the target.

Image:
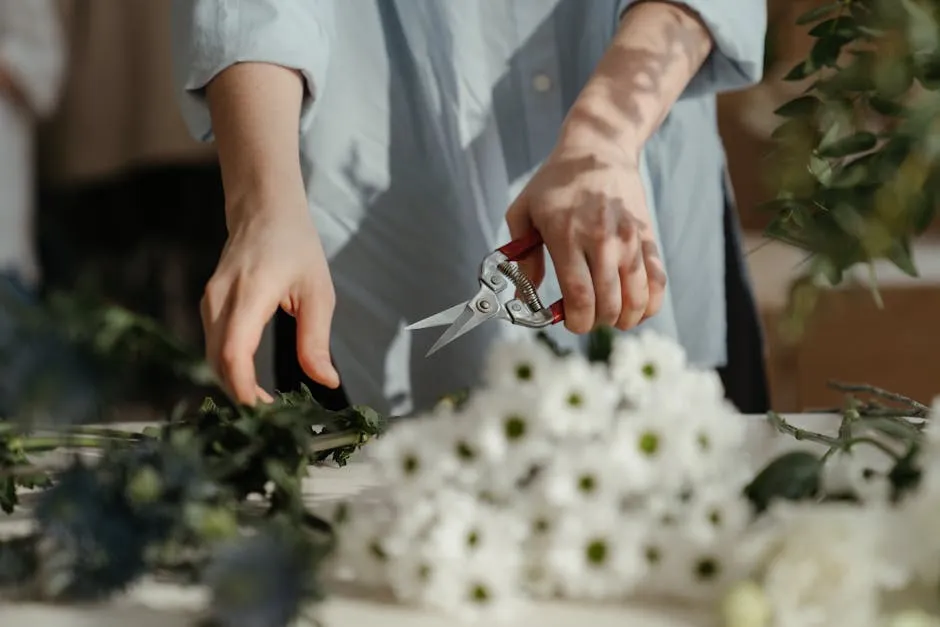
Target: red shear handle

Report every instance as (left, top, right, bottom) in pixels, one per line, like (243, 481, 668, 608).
(548, 299, 565, 325)
(497, 230, 544, 262)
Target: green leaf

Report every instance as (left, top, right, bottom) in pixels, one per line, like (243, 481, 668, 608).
(784, 60, 811, 82)
(874, 56, 915, 99)
(808, 16, 859, 39)
(915, 54, 940, 90)
(744, 451, 822, 513)
(810, 34, 847, 69)
(587, 326, 615, 364)
(886, 239, 919, 277)
(817, 131, 878, 158)
(774, 95, 822, 118)
(796, 2, 840, 25)
(868, 95, 906, 117)
(809, 155, 834, 185)
(830, 158, 871, 188)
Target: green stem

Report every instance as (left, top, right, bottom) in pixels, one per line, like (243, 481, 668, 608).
(767, 411, 841, 446)
(844, 436, 903, 460)
(308, 430, 370, 454)
(827, 380, 931, 416)
(21, 435, 114, 452)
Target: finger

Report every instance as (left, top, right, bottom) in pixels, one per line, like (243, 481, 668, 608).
(584, 238, 622, 328)
(548, 239, 595, 334)
(294, 283, 340, 389)
(616, 239, 649, 331)
(256, 385, 275, 404)
(505, 197, 545, 289)
(201, 282, 232, 388)
(641, 238, 667, 320)
(219, 280, 279, 405)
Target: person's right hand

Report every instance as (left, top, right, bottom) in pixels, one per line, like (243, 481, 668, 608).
(200, 191, 340, 406)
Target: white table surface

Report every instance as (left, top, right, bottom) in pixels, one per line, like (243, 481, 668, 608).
(0, 414, 892, 627)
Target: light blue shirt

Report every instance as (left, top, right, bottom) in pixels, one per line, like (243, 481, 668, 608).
(171, 0, 766, 415)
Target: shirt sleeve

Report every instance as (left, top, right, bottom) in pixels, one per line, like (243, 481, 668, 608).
(0, 0, 67, 117)
(618, 0, 766, 98)
(170, 0, 335, 142)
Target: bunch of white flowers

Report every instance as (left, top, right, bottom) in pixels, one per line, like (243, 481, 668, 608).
(328, 331, 758, 620)
(720, 400, 940, 627)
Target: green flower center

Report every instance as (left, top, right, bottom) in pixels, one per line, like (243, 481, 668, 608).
(403, 454, 419, 474)
(455, 441, 475, 460)
(695, 557, 719, 581)
(641, 362, 657, 378)
(645, 545, 661, 564)
(639, 431, 660, 455)
(578, 474, 597, 493)
(567, 392, 584, 407)
(515, 363, 533, 380)
(470, 584, 490, 603)
(586, 539, 608, 565)
(697, 432, 710, 450)
(467, 530, 479, 547)
(708, 509, 722, 526)
(504, 415, 527, 440)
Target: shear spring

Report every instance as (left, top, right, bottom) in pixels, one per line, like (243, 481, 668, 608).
(497, 261, 544, 312)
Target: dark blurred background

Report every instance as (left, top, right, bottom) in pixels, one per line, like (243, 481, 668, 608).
(4, 0, 940, 417)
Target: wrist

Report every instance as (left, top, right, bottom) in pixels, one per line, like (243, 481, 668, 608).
(223, 172, 310, 230)
(557, 102, 643, 166)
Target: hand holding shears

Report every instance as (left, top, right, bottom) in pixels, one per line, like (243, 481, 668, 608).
(406, 231, 564, 356)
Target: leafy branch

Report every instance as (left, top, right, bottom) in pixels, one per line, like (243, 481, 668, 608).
(0, 276, 387, 625)
(763, 0, 940, 333)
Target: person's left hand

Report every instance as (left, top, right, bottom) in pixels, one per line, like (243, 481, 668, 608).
(505, 140, 666, 334)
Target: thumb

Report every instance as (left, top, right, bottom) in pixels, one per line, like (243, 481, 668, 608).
(294, 284, 340, 389)
(505, 197, 545, 289)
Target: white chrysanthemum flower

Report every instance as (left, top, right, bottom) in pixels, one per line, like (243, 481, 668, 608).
(460, 387, 555, 493)
(482, 338, 565, 390)
(330, 500, 397, 588)
(751, 502, 888, 627)
(886, 489, 940, 587)
(540, 504, 649, 600)
(639, 532, 743, 603)
(820, 450, 890, 503)
(679, 484, 754, 546)
(366, 416, 456, 495)
(610, 409, 700, 492)
(535, 357, 618, 438)
(527, 442, 626, 509)
(609, 331, 688, 405)
(422, 490, 527, 560)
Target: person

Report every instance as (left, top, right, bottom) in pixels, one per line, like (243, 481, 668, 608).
(171, 1, 768, 416)
(0, 0, 66, 287)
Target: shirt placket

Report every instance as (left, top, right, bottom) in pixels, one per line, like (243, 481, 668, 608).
(511, 3, 566, 170)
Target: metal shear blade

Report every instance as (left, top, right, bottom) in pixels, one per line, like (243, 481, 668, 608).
(403, 302, 467, 330)
(407, 287, 503, 357)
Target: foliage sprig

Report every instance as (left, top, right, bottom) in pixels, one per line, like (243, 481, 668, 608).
(764, 0, 940, 332)
(0, 276, 386, 625)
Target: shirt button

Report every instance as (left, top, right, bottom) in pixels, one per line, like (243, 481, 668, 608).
(532, 73, 553, 93)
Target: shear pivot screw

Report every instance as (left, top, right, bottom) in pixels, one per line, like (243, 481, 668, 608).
(477, 300, 492, 312)
(509, 302, 522, 313)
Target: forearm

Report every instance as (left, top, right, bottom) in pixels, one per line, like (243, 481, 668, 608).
(206, 62, 309, 226)
(561, 1, 713, 160)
